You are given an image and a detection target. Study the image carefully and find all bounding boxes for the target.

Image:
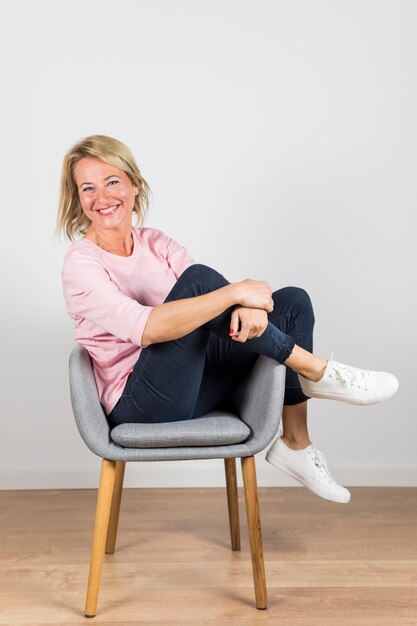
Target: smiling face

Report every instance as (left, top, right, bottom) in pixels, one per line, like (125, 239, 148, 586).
(74, 157, 138, 235)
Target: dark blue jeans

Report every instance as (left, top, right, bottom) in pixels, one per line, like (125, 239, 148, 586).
(107, 264, 314, 427)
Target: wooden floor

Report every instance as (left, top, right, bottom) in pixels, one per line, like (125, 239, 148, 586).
(0, 486, 416, 625)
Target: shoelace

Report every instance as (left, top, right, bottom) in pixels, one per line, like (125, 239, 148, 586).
(328, 352, 371, 390)
(308, 445, 336, 484)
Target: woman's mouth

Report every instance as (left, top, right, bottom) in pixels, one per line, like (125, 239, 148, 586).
(96, 204, 121, 216)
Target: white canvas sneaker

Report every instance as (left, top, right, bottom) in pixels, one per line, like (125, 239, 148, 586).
(266, 437, 351, 504)
(298, 353, 399, 405)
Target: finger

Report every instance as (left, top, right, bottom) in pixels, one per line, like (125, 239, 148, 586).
(238, 324, 250, 343)
(229, 309, 239, 336)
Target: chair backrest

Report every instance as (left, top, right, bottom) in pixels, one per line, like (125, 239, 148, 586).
(69, 344, 286, 461)
(69, 344, 118, 458)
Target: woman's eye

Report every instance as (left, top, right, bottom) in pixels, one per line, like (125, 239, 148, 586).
(82, 180, 118, 192)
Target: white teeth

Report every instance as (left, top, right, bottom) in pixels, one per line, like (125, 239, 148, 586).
(98, 204, 119, 215)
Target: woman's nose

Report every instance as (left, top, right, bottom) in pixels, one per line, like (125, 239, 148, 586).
(97, 186, 112, 204)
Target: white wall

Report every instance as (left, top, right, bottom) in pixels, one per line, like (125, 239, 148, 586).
(1, 0, 415, 489)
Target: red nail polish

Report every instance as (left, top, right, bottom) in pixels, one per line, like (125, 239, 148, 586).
(229, 329, 234, 335)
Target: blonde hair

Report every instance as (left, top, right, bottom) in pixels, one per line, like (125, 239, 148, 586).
(56, 134, 151, 240)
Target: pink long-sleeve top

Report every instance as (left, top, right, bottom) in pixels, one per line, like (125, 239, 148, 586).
(62, 226, 195, 415)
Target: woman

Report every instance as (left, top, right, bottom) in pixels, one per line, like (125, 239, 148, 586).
(57, 134, 399, 505)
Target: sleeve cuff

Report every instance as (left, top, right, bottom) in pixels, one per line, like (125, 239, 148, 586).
(133, 305, 154, 347)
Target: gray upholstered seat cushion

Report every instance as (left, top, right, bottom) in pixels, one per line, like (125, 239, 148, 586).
(110, 411, 251, 448)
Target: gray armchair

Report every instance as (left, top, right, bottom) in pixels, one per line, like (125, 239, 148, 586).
(69, 343, 286, 617)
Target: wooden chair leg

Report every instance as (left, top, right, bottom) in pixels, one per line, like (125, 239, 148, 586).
(85, 459, 117, 618)
(241, 455, 267, 610)
(106, 461, 126, 554)
(224, 458, 241, 551)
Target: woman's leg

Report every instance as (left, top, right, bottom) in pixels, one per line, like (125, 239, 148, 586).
(192, 286, 317, 424)
(192, 286, 316, 450)
(281, 402, 310, 449)
(196, 283, 349, 503)
(108, 264, 324, 426)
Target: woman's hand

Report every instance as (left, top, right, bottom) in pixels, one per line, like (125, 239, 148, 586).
(233, 278, 274, 312)
(229, 305, 269, 343)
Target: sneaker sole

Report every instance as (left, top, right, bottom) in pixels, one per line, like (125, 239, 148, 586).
(266, 449, 351, 504)
(301, 389, 371, 405)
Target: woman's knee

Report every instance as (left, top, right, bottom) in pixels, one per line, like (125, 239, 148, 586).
(180, 263, 229, 288)
(166, 263, 229, 303)
(275, 286, 315, 324)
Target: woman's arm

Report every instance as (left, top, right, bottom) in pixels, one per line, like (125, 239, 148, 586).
(142, 280, 273, 346)
(141, 284, 235, 345)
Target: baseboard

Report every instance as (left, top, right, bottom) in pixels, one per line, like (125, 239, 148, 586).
(1, 458, 417, 489)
